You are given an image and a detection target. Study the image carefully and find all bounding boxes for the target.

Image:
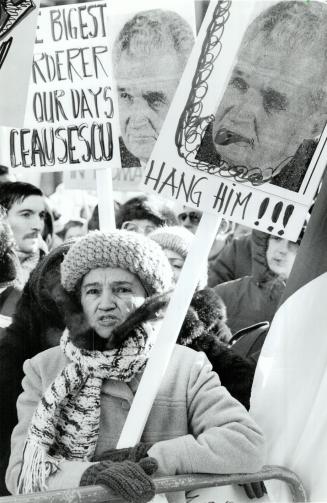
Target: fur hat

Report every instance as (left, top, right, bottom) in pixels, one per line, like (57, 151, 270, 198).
(0, 217, 18, 290)
(61, 230, 173, 295)
(116, 195, 177, 229)
(149, 226, 208, 289)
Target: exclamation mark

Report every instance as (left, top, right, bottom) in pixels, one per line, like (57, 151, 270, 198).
(268, 202, 283, 232)
(255, 198, 269, 225)
(278, 205, 294, 236)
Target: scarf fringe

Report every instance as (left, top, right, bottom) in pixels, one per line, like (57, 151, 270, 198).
(18, 440, 58, 494)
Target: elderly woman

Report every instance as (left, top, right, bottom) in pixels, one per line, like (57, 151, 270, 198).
(6, 230, 264, 502)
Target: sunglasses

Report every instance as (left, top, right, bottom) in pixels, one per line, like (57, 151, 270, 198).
(178, 212, 201, 224)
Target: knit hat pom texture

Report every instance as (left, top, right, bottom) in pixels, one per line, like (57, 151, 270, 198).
(61, 230, 173, 295)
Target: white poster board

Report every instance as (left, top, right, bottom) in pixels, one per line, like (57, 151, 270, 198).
(108, 0, 196, 169)
(140, 0, 327, 241)
(0, 0, 120, 172)
(0, 0, 40, 128)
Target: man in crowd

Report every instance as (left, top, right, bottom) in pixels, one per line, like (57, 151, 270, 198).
(113, 9, 194, 167)
(199, 1, 327, 191)
(0, 182, 46, 317)
(214, 232, 300, 334)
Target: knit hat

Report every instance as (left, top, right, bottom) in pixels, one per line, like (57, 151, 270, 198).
(61, 230, 173, 295)
(149, 226, 193, 260)
(149, 226, 208, 289)
(0, 215, 18, 290)
(116, 195, 177, 229)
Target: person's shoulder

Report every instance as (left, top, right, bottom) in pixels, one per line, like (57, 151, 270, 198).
(215, 276, 248, 293)
(171, 344, 209, 367)
(27, 345, 68, 381)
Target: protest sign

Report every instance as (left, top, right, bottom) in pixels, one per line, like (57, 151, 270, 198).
(140, 0, 327, 241)
(0, 0, 40, 128)
(108, 0, 196, 170)
(0, 0, 120, 172)
(63, 165, 146, 191)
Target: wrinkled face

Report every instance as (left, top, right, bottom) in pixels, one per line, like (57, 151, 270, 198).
(116, 48, 181, 163)
(121, 218, 157, 236)
(266, 236, 299, 280)
(212, 34, 324, 180)
(164, 249, 184, 283)
(6, 196, 45, 253)
(80, 267, 146, 348)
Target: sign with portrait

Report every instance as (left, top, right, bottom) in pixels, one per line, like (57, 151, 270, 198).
(0, 0, 120, 172)
(0, 0, 40, 127)
(108, 0, 196, 170)
(140, 0, 327, 241)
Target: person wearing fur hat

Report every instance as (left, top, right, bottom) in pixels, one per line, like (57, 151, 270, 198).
(116, 195, 177, 235)
(6, 230, 264, 500)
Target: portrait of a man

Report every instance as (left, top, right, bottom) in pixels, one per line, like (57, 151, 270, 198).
(196, 1, 327, 192)
(112, 9, 194, 168)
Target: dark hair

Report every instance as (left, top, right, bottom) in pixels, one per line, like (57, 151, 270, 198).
(0, 181, 43, 211)
(116, 195, 177, 229)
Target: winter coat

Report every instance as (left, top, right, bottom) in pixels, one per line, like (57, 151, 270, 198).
(6, 341, 265, 495)
(208, 233, 252, 287)
(0, 244, 69, 496)
(0, 249, 256, 495)
(0, 287, 21, 319)
(214, 232, 286, 334)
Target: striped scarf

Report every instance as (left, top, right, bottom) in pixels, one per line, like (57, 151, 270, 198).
(18, 325, 156, 494)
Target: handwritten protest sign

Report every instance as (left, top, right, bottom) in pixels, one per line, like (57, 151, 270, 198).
(0, 0, 120, 172)
(140, 0, 327, 241)
(108, 0, 196, 170)
(0, 0, 40, 128)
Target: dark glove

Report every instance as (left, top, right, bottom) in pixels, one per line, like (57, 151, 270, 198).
(93, 442, 152, 463)
(241, 481, 267, 499)
(80, 457, 158, 503)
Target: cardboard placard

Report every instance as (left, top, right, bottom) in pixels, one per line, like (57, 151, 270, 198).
(0, 0, 120, 172)
(140, 0, 327, 241)
(108, 0, 196, 169)
(0, 0, 40, 128)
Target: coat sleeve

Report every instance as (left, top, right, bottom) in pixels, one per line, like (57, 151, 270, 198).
(148, 353, 265, 476)
(5, 358, 93, 494)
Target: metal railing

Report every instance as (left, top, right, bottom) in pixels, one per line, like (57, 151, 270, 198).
(0, 465, 307, 503)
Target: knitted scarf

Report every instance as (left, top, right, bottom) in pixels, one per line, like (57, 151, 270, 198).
(18, 324, 156, 494)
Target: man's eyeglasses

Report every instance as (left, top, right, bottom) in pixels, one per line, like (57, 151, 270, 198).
(178, 212, 201, 224)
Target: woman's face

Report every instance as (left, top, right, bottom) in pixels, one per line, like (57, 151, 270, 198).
(164, 249, 184, 283)
(80, 267, 146, 348)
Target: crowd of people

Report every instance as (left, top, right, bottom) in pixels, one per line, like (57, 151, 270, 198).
(0, 171, 303, 499)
